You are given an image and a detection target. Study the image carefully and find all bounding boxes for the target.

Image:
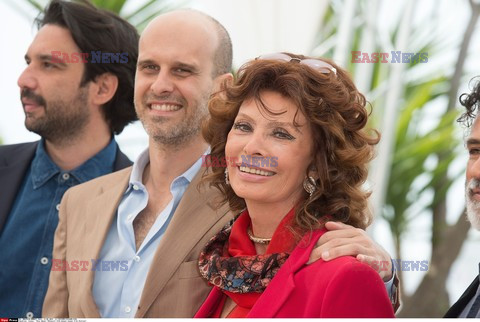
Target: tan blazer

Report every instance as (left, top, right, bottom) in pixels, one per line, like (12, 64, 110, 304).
(43, 167, 233, 318)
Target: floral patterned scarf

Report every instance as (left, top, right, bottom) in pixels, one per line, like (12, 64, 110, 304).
(198, 207, 298, 317)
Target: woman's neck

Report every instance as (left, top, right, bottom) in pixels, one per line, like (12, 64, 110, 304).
(246, 199, 297, 255)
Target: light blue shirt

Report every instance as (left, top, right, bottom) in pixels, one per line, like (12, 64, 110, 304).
(92, 148, 203, 318)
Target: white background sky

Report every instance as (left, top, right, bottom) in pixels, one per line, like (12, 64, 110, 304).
(1, 0, 480, 306)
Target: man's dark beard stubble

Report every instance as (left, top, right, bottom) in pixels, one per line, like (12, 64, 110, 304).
(22, 87, 91, 146)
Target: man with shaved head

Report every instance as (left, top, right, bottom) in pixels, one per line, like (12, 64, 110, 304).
(43, 9, 234, 318)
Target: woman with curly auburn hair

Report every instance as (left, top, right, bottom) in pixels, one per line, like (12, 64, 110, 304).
(195, 53, 394, 318)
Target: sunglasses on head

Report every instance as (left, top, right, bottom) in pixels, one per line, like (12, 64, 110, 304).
(256, 53, 337, 75)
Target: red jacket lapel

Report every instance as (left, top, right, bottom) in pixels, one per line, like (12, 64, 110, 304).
(248, 230, 325, 317)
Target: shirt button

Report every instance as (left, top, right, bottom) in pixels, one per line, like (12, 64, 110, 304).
(125, 306, 132, 313)
(26, 312, 34, 318)
(56, 204, 61, 211)
(133, 184, 139, 191)
(40, 257, 49, 265)
(62, 173, 70, 180)
(134, 255, 140, 262)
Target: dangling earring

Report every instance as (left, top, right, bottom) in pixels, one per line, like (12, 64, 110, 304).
(225, 168, 230, 185)
(303, 176, 317, 197)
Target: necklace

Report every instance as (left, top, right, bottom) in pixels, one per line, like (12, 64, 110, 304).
(247, 228, 272, 244)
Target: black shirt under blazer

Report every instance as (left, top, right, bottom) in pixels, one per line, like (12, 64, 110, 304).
(0, 141, 132, 235)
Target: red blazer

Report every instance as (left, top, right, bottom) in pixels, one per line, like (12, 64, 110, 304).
(195, 229, 395, 318)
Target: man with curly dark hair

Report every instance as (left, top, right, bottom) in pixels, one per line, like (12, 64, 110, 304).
(445, 78, 480, 318)
(0, 0, 138, 318)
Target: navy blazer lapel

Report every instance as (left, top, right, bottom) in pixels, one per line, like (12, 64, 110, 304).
(113, 147, 133, 171)
(0, 141, 38, 234)
(444, 276, 479, 317)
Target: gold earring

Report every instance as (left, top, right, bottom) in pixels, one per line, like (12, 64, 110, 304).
(303, 176, 317, 197)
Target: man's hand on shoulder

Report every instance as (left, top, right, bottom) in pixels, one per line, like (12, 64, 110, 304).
(308, 221, 393, 282)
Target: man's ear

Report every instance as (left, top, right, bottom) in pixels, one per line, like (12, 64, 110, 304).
(90, 73, 119, 106)
(212, 72, 234, 93)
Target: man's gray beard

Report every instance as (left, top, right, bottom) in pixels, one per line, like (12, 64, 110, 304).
(25, 89, 90, 146)
(465, 178, 480, 231)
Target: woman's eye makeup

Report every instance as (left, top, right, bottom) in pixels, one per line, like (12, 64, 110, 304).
(232, 121, 296, 141)
(273, 128, 295, 140)
(232, 121, 252, 132)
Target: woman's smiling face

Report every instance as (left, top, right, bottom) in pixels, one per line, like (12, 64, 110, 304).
(225, 90, 314, 209)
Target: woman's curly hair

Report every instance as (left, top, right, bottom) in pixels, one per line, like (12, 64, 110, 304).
(202, 53, 379, 233)
(458, 77, 480, 128)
